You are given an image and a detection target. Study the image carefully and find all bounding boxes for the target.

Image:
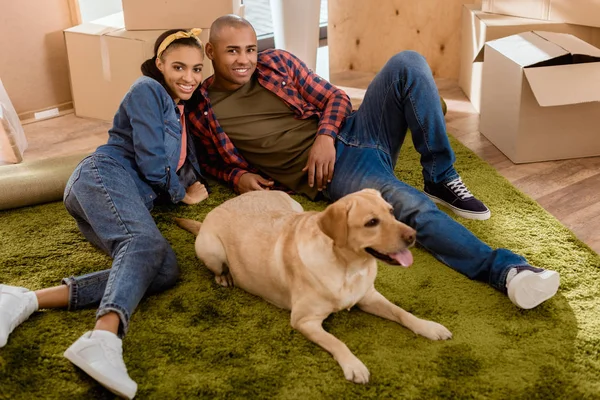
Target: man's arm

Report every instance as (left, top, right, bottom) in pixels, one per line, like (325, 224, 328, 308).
(126, 82, 186, 203)
(188, 110, 252, 191)
(280, 51, 352, 189)
(194, 139, 248, 190)
(285, 51, 353, 139)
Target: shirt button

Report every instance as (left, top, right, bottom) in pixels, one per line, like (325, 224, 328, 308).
(204, 111, 208, 115)
(282, 81, 286, 86)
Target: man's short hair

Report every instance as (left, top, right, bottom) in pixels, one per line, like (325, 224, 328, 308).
(209, 15, 256, 43)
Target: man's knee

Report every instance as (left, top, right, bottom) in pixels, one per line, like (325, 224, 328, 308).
(386, 50, 429, 76)
(380, 182, 439, 222)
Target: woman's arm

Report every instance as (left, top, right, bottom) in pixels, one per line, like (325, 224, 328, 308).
(124, 81, 186, 203)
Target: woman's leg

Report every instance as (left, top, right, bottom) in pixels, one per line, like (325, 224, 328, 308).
(61, 155, 179, 336)
(0, 154, 177, 397)
(60, 154, 182, 398)
(0, 155, 180, 346)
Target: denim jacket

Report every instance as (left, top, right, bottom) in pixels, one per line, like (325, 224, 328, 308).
(96, 76, 204, 208)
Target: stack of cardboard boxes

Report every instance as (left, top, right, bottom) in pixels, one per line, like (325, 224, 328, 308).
(460, 1, 600, 163)
(64, 0, 244, 121)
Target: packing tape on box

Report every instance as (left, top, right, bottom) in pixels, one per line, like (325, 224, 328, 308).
(0, 153, 88, 211)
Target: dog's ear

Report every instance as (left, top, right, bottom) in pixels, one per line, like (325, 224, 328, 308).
(318, 199, 351, 247)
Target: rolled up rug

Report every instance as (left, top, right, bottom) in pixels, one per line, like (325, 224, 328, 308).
(0, 153, 89, 211)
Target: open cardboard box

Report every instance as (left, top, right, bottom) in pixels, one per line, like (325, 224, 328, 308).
(459, 4, 600, 112)
(64, 13, 212, 121)
(481, 0, 600, 29)
(479, 31, 600, 163)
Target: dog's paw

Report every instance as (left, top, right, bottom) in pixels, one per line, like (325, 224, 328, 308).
(340, 356, 370, 384)
(414, 320, 453, 341)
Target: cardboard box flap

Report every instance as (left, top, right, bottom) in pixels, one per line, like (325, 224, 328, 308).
(474, 47, 485, 63)
(470, 8, 567, 63)
(107, 29, 161, 43)
(534, 31, 600, 58)
(65, 23, 119, 36)
(487, 31, 568, 67)
(524, 62, 600, 106)
(65, 12, 124, 35)
(91, 12, 125, 28)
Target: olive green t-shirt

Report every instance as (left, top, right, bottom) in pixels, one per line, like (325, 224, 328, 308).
(208, 75, 319, 199)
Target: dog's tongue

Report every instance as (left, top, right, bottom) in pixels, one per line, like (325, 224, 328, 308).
(389, 249, 413, 267)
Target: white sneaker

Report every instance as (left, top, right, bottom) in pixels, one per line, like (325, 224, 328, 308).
(506, 267, 560, 309)
(0, 284, 38, 347)
(64, 330, 138, 399)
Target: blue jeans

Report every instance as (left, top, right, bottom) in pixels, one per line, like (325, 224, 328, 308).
(63, 154, 179, 337)
(324, 51, 529, 293)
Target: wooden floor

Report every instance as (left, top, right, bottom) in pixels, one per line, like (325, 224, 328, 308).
(18, 74, 600, 255)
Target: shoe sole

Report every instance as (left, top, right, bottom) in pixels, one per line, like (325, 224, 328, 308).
(507, 270, 560, 310)
(425, 193, 491, 220)
(64, 348, 136, 399)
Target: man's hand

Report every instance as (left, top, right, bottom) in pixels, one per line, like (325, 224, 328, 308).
(181, 182, 209, 205)
(237, 173, 274, 194)
(302, 134, 336, 191)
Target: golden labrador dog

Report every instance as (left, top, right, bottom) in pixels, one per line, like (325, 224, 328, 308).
(176, 189, 452, 383)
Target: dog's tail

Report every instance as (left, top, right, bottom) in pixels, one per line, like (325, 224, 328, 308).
(174, 217, 202, 235)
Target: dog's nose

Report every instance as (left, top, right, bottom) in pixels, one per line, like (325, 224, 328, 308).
(402, 229, 416, 246)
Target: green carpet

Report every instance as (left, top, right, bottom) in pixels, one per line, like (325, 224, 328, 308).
(1, 136, 599, 400)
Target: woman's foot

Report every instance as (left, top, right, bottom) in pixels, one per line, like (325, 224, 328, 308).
(64, 330, 138, 399)
(0, 284, 38, 347)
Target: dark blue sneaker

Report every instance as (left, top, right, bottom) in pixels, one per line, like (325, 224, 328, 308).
(424, 177, 491, 220)
(505, 266, 560, 309)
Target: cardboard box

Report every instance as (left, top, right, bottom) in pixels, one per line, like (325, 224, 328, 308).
(481, 0, 600, 28)
(65, 13, 212, 121)
(0, 78, 27, 165)
(122, 0, 244, 31)
(479, 31, 600, 163)
(460, 4, 600, 112)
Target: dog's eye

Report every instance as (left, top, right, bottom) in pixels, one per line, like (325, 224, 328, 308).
(389, 208, 395, 215)
(364, 218, 379, 227)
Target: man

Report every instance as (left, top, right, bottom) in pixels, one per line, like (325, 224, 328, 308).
(188, 15, 560, 309)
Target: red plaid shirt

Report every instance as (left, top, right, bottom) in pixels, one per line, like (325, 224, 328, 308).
(188, 49, 352, 192)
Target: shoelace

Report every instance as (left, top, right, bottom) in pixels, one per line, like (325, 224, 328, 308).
(446, 178, 474, 200)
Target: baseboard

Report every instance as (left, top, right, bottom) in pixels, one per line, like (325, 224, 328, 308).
(19, 102, 74, 125)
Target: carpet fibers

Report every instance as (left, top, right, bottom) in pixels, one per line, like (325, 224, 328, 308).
(1, 136, 599, 399)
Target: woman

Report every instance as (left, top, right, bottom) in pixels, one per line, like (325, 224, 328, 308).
(0, 28, 208, 399)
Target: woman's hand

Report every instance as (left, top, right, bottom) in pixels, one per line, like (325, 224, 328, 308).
(181, 182, 209, 205)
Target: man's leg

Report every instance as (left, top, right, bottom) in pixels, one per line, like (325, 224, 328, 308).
(342, 50, 490, 220)
(327, 140, 559, 310)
